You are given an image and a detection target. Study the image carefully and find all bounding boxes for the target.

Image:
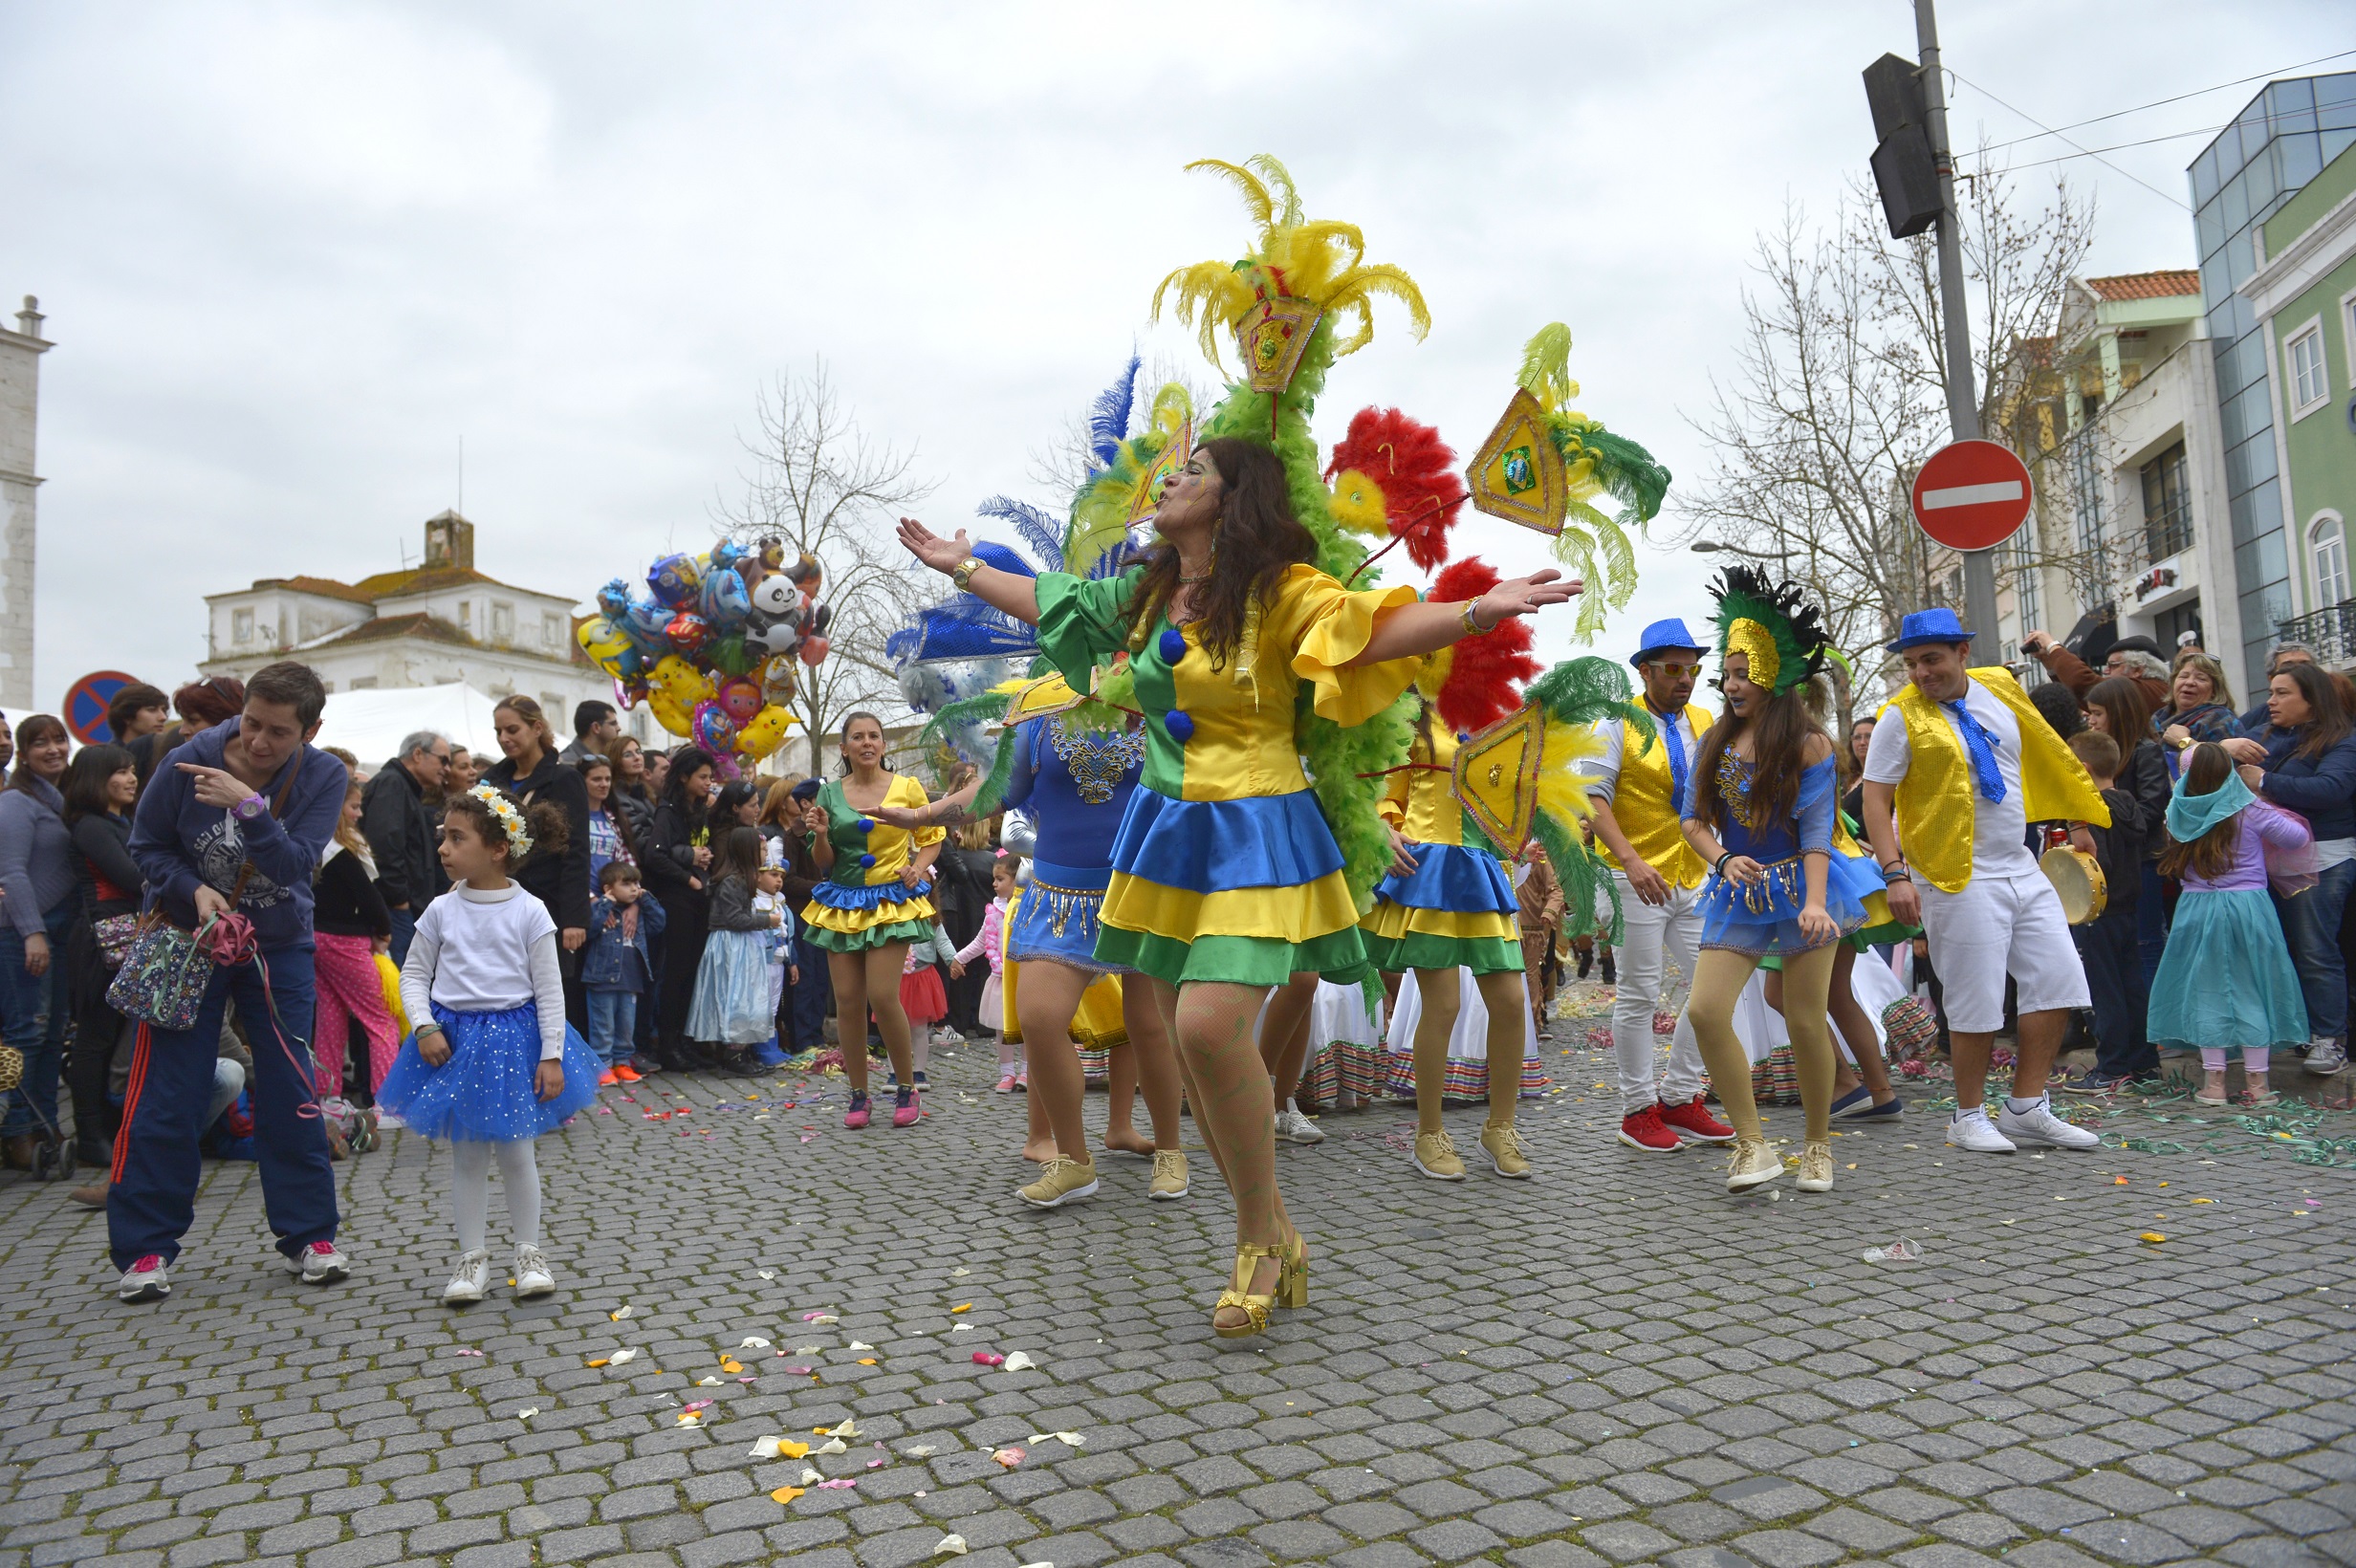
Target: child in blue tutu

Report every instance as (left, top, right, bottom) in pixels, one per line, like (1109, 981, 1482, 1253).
(379, 785, 600, 1304)
(2149, 742, 2312, 1108)
(687, 826, 784, 1071)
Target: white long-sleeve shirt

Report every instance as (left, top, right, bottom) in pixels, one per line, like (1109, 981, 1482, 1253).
(398, 881, 568, 1060)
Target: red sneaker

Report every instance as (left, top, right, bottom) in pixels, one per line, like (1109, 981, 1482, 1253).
(1618, 1103, 1682, 1152)
(612, 1062, 643, 1083)
(844, 1092, 871, 1129)
(597, 1069, 620, 1087)
(1660, 1095, 1735, 1143)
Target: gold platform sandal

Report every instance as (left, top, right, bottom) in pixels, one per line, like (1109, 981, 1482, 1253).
(1277, 1230, 1309, 1310)
(1212, 1243, 1287, 1339)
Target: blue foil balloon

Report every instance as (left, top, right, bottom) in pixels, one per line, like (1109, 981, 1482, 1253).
(699, 565, 752, 629)
(1164, 710, 1195, 744)
(647, 552, 703, 609)
(1158, 628, 1188, 665)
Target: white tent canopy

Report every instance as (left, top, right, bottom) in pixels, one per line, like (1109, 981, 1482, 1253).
(312, 684, 504, 772)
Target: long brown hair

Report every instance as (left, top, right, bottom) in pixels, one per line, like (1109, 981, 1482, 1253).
(493, 695, 559, 760)
(2083, 676, 2151, 750)
(1687, 681, 1824, 836)
(1124, 438, 1318, 669)
(2272, 661, 2350, 760)
(2158, 742, 2243, 882)
(8, 715, 67, 796)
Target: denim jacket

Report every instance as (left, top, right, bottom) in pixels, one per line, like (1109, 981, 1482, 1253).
(582, 891, 667, 991)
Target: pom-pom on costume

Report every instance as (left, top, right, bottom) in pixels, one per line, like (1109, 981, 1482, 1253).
(799, 777, 946, 952)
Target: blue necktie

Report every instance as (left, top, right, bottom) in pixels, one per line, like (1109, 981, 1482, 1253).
(1652, 706, 1689, 806)
(1944, 699, 2006, 803)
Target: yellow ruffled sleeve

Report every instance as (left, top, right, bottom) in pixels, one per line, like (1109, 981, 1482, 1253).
(1378, 768, 1409, 828)
(1273, 565, 1422, 726)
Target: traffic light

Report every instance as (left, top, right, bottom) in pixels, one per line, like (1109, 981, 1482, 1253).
(1863, 53, 1941, 239)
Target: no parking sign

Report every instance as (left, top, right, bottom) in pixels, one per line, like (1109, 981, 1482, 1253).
(63, 670, 137, 745)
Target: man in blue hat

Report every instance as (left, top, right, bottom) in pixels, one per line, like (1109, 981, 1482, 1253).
(1577, 618, 1734, 1152)
(1859, 609, 2107, 1156)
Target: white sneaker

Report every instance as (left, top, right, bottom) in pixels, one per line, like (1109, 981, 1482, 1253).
(2306, 1038, 2347, 1077)
(117, 1254, 171, 1303)
(1947, 1108, 2018, 1153)
(442, 1249, 491, 1304)
(289, 1240, 351, 1285)
(374, 1111, 406, 1131)
(513, 1244, 556, 1297)
(1275, 1105, 1326, 1144)
(1996, 1095, 2101, 1150)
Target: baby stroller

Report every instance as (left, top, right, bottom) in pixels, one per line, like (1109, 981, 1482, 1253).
(0, 1039, 76, 1183)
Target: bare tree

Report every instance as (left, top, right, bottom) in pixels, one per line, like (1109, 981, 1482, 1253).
(1679, 160, 2095, 722)
(715, 360, 936, 776)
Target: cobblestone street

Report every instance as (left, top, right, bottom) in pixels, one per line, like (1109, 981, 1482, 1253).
(3, 1020, 2354, 1568)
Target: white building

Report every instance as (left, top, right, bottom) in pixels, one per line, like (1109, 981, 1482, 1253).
(0, 296, 51, 711)
(1996, 271, 2238, 670)
(199, 511, 645, 740)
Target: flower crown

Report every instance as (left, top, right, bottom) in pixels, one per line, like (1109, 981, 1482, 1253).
(467, 783, 534, 858)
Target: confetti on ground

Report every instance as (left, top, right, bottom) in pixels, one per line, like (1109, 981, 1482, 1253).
(610, 1305, 633, 1319)
(1002, 1351, 1036, 1372)
(740, 1337, 772, 1348)
(452, 1348, 483, 1357)
(515, 1406, 538, 1421)
(936, 1535, 969, 1556)
(771, 1486, 805, 1505)
(992, 1446, 1026, 1468)
(1027, 1430, 1084, 1447)
(971, 1352, 1003, 1367)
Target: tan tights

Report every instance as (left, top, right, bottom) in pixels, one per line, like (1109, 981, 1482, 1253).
(1410, 967, 1528, 1136)
(1685, 943, 1838, 1143)
(828, 943, 913, 1095)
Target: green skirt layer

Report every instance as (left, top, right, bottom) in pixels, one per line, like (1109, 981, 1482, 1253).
(803, 915, 935, 954)
(1095, 924, 1370, 990)
(1361, 930, 1525, 977)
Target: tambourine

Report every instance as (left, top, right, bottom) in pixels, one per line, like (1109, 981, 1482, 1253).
(2040, 843, 2107, 926)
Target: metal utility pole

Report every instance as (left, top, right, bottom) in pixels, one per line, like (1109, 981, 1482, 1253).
(1913, 0, 1999, 646)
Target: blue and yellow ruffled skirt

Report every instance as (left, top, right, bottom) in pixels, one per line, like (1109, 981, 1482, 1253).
(801, 880, 938, 953)
(1360, 841, 1523, 975)
(1095, 786, 1371, 989)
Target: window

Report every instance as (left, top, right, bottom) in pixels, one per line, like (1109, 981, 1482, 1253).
(2288, 321, 2328, 413)
(231, 608, 254, 644)
(539, 691, 565, 713)
(350, 675, 379, 690)
(491, 601, 515, 642)
(542, 613, 564, 648)
(2313, 513, 2349, 608)
(459, 600, 472, 632)
(2140, 441, 2192, 564)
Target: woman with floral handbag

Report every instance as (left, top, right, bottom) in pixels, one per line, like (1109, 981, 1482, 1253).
(62, 743, 143, 1175)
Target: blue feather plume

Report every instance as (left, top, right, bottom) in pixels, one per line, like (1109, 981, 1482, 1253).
(973, 499, 1060, 573)
(1085, 356, 1142, 471)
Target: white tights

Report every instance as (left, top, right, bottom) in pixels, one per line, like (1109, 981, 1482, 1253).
(452, 1141, 541, 1253)
(2201, 1048, 2269, 1076)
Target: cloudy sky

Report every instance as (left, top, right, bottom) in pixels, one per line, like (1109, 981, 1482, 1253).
(1, 0, 2344, 719)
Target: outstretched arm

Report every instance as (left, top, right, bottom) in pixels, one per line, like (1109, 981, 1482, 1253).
(897, 519, 1039, 625)
(1343, 574, 1581, 667)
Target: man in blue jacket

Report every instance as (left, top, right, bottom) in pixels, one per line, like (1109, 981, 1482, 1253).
(111, 662, 353, 1303)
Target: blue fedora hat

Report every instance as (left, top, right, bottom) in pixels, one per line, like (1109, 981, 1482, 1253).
(1628, 618, 1709, 667)
(1886, 607, 1975, 653)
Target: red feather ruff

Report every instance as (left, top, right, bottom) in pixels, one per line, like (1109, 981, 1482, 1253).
(1324, 406, 1468, 572)
(1429, 558, 1538, 735)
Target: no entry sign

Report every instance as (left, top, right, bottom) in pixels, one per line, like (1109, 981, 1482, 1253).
(1910, 439, 2033, 552)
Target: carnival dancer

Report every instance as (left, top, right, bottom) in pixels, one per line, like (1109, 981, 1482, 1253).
(797, 712, 945, 1131)
(1859, 610, 2105, 1154)
(378, 785, 600, 1303)
(1675, 569, 1882, 1192)
(898, 436, 1576, 1336)
(1361, 557, 1543, 1183)
(889, 694, 1189, 1206)
(1578, 619, 1735, 1152)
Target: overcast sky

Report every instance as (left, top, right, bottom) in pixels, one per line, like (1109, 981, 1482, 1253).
(2, 0, 2344, 721)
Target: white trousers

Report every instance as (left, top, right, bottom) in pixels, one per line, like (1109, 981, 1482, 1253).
(1611, 873, 1710, 1114)
(1916, 869, 2090, 1034)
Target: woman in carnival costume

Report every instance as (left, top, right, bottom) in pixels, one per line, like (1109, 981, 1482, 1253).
(904, 156, 1584, 1337)
(1362, 555, 1543, 1184)
(1675, 569, 1886, 1194)
(796, 711, 944, 1130)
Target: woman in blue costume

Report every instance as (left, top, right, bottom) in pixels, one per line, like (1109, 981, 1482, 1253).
(899, 436, 1576, 1337)
(1675, 568, 1882, 1196)
(881, 700, 1189, 1209)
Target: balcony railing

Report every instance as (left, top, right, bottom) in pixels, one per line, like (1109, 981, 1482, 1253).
(2277, 599, 2356, 666)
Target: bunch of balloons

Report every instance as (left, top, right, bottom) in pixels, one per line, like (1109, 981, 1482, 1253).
(575, 536, 832, 767)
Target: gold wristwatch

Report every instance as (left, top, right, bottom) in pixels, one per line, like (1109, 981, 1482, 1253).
(951, 555, 984, 591)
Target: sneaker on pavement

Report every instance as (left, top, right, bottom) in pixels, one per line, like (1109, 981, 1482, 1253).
(993, 1074, 1019, 1094)
(2054, 1068, 2126, 1097)
(1948, 1107, 2018, 1153)
(1724, 1137, 1781, 1191)
(1659, 1096, 1735, 1143)
(623, 1055, 660, 1078)
(2306, 1038, 2347, 1077)
(1846, 1095, 1904, 1120)
(1996, 1095, 2101, 1150)
(1828, 1085, 1875, 1119)
(598, 1068, 620, 1087)
(442, 1249, 491, 1304)
(612, 1061, 644, 1082)
(1479, 1122, 1533, 1179)
(118, 1254, 170, 1303)
(892, 1086, 921, 1127)
(1796, 1139, 1834, 1192)
(1275, 1107, 1326, 1144)
(844, 1092, 871, 1129)
(290, 1240, 351, 1285)
(513, 1244, 556, 1297)
(1148, 1149, 1189, 1200)
(1019, 1156, 1100, 1209)
(1618, 1103, 1683, 1152)
(1412, 1130, 1466, 1181)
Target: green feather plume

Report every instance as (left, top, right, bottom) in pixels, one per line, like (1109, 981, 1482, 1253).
(1532, 808, 1623, 947)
